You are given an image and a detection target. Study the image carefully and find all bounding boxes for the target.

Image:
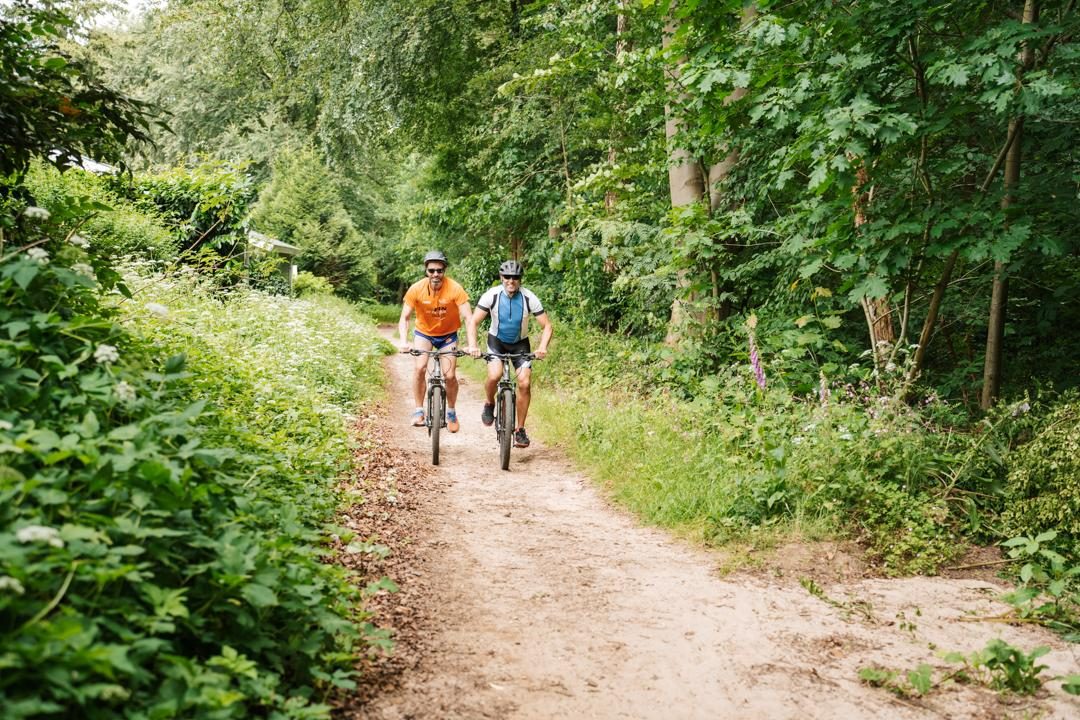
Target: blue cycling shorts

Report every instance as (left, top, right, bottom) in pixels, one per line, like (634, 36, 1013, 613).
(414, 330, 459, 350)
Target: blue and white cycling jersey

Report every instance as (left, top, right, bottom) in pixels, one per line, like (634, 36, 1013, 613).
(476, 286, 545, 343)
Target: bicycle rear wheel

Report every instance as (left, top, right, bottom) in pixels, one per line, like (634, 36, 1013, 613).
(430, 385, 443, 465)
(498, 389, 513, 471)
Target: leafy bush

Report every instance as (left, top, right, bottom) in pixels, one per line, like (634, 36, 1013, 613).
(293, 270, 335, 297)
(1, 202, 391, 718)
(111, 160, 256, 255)
(1002, 396, 1080, 541)
(24, 162, 179, 260)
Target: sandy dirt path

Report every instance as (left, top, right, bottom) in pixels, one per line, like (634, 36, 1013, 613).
(341, 341, 1080, 720)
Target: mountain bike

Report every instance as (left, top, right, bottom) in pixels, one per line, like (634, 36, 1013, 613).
(480, 351, 536, 471)
(403, 348, 466, 465)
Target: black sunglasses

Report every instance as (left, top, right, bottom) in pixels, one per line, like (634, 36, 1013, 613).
(501, 275, 522, 281)
(426, 267, 446, 275)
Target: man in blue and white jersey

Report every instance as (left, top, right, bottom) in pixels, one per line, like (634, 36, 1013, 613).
(467, 259, 554, 448)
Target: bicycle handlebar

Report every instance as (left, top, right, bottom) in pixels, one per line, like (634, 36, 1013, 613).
(400, 348, 469, 357)
(398, 348, 538, 362)
(479, 352, 537, 361)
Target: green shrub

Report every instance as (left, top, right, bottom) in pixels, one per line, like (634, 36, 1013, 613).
(111, 160, 256, 255)
(1002, 397, 1080, 541)
(250, 146, 377, 300)
(24, 162, 179, 260)
(1, 201, 390, 718)
(293, 271, 335, 297)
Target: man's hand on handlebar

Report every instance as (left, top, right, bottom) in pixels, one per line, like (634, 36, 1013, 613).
(467, 345, 481, 359)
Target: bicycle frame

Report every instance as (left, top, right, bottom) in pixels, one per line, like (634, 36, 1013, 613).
(404, 348, 465, 465)
(480, 351, 535, 470)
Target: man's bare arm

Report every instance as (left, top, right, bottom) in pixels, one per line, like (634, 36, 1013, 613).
(397, 303, 414, 350)
(534, 312, 553, 359)
(467, 306, 489, 357)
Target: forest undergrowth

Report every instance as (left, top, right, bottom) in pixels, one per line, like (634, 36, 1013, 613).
(1, 192, 394, 717)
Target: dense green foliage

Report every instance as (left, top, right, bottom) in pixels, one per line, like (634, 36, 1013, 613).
(250, 146, 378, 300)
(112, 160, 256, 256)
(1, 208, 392, 718)
(25, 162, 179, 259)
(0, 2, 154, 180)
(1, 6, 394, 716)
(1003, 398, 1080, 538)
(0, 200, 392, 718)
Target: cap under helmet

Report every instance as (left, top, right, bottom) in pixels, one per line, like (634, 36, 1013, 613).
(499, 259, 524, 276)
(423, 250, 448, 267)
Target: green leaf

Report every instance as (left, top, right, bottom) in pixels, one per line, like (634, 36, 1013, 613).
(138, 460, 173, 485)
(1034, 530, 1057, 544)
(5, 320, 30, 339)
(108, 424, 141, 441)
(13, 262, 40, 290)
(80, 411, 100, 438)
(907, 664, 933, 695)
(241, 583, 278, 608)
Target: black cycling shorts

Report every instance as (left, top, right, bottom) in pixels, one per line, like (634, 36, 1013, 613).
(486, 334, 532, 369)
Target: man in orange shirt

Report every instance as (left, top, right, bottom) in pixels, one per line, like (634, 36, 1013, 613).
(397, 251, 476, 431)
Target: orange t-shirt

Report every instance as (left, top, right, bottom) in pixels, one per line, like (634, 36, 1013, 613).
(404, 277, 469, 336)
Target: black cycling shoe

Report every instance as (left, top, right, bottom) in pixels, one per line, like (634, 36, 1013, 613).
(481, 403, 495, 426)
(513, 428, 530, 448)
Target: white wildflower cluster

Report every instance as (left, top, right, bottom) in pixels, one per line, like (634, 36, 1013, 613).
(16, 524, 64, 547)
(113, 381, 137, 404)
(68, 234, 90, 248)
(94, 344, 120, 364)
(72, 263, 95, 278)
(26, 247, 49, 265)
(144, 302, 169, 318)
(0, 576, 25, 595)
(22, 206, 50, 220)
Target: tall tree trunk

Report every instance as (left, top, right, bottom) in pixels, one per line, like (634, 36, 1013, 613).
(981, 0, 1039, 409)
(850, 160, 896, 370)
(912, 250, 958, 377)
(663, 6, 706, 346)
(604, 4, 629, 217)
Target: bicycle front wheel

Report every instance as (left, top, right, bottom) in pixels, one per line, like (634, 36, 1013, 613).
(498, 389, 513, 471)
(430, 385, 443, 465)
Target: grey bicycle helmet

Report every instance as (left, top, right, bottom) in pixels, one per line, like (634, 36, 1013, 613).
(423, 250, 448, 267)
(499, 259, 524, 277)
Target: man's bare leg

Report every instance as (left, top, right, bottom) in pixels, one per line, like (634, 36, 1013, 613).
(515, 366, 533, 429)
